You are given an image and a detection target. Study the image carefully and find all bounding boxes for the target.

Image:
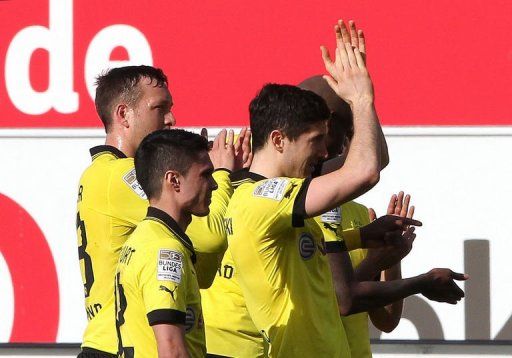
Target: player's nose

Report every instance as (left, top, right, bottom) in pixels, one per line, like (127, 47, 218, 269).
(165, 110, 176, 128)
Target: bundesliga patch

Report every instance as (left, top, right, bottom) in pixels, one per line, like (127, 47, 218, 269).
(320, 207, 342, 224)
(253, 178, 289, 201)
(157, 249, 182, 283)
(123, 168, 147, 199)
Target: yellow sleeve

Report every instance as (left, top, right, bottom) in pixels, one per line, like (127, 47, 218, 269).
(317, 204, 363, 252)
(248, 177, 310, 235)
(140, 243, 189, 326)
(315, 207, 342, 243)
(187, 169, 233, 254)
(109, 161, 148, 226)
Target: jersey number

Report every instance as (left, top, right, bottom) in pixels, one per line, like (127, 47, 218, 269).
(115, 272, 132, 357)
(77, 212, 94, 297)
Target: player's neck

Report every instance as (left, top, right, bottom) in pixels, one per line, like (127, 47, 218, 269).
(105, 133, 135, 158)
(250, 149, 286, 179)
(149, 199, 192, 232)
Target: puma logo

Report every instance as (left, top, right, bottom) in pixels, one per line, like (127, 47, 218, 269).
(159, 285, 178, 301)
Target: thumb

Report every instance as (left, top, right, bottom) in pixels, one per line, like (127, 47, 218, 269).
(368, 208, 377, 222)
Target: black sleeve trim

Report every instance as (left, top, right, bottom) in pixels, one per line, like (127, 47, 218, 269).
(147, 309, 186, 326)
(213, 168, 232, 174)
(325, 241, 348, 253)
(292, 178, 312, 228)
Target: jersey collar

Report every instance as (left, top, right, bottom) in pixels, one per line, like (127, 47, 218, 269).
(145, 207, 196, 263)
(89, 145, 128, 160)
(229, 169, 267, 187)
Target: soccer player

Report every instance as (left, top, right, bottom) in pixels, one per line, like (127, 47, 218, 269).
(115, 129, 215, 357)
(223, 19, 418, 356)
(299, 21, 467, 356)
(201, 169, 267, 357)
(76, 65, 245, 357)
(225, 20, 466, 357)
(299, 73, 409, 357)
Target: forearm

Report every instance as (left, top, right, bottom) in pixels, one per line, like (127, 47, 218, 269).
(343, 100, 381, 185)
(368, 300, 403, 333)
(353, 256, 382, 281)
(153, 324, 189, 358)
(187, 169, 233, 254)
(368, 266, 404, 332)
(377, 122, 389, 169)
(346, 274, 422, 315)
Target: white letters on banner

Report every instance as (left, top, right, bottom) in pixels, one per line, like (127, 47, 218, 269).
(4, 0, 152, 116)
(85, 25, 153, 100)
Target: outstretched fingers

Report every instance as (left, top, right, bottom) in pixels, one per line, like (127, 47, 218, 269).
(321, 46, 339, 81)
(396, 216, 422, 227)
(348, 20, 358, 48)
(394, 191, 404, 216)
(451, 271, 470, 281)
(338, 19, 351, 45)
(387, 194, 397, 215)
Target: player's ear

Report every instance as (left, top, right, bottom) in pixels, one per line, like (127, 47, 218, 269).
(270, 130, 285, 153)
(164, 171, 181, 192)
(114, 103, 130, 129)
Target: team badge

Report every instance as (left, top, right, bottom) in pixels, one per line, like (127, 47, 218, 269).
(123, 168, 147, 199)
(298, 233, 316, 260)
(157, 249, 182, 283)
(185, 307, 195, 332)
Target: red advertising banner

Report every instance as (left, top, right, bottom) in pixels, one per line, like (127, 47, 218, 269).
(0, 0, 511, 128)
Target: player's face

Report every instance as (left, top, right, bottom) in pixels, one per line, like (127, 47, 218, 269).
(129, 77, 175, 148)
(180, 152, 217, 217)
(283, 120, 328, 178)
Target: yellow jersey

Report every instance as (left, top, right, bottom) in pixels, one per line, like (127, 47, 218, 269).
(201, 170, 266, 357)
(226, 176, 349, 358)
(115, 207, 205, 358)
(319, 200, 372, 358)
(76, 146, 231, 354)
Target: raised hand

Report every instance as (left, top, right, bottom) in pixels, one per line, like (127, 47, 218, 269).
(337, 20, 366, 63)
(320, 19, 373, 105)
(233, 127, 253, 170)
(200, 127, 214, 150)
(208, 129, 235, 171)
(421, 269, 468, 304)
(366, 192, 417, 269)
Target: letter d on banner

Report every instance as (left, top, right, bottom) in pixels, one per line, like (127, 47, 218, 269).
(5, 0, 78, 115)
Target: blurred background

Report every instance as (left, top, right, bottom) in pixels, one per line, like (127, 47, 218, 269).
(0, 0, 511, 356)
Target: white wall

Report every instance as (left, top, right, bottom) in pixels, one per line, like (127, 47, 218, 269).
(0, 126, 510, 345)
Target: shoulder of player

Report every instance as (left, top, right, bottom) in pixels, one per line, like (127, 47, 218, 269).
(127, 225, 188, 258)
(247, 177, 305, 202)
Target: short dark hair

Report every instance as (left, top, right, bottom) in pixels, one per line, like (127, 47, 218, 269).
(135, 129, 209, 199)
(249, 84, 330, 152)
(95, 65, 168, 132)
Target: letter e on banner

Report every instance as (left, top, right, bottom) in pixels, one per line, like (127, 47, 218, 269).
(85, 25, 153, 100)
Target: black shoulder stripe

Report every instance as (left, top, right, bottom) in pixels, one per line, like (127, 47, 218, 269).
(147, 309, 186, 326)
(89, 145, 127, 159)
(292, 178, 312, 228)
